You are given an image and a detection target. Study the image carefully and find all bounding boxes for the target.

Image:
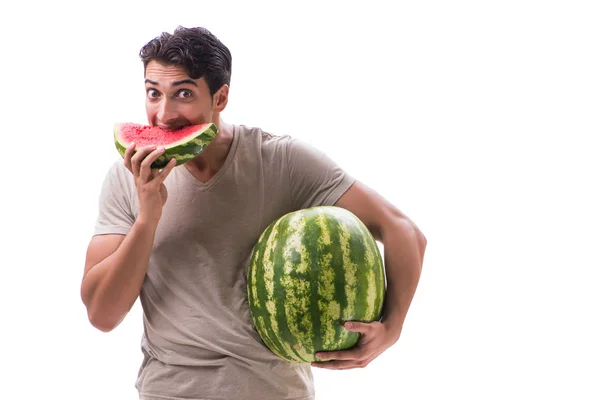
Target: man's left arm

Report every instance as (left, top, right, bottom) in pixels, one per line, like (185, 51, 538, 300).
(312, 180, 427, 370)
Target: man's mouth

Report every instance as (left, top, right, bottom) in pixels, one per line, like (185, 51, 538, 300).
(157, 124, 190, 131)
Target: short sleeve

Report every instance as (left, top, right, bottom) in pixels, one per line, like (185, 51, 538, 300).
(94, 161, 136, 236)
(286, 136, 355, 210)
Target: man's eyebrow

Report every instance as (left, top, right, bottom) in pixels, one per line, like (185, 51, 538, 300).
(144, 79, 198, 87)
(172, 79, 198, 87)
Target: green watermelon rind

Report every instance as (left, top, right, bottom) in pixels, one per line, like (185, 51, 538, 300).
(247, 206, 386, 364)
(113, 123, 218, 169)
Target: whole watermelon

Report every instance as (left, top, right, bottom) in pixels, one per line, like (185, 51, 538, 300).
(247, 206, 386, 363)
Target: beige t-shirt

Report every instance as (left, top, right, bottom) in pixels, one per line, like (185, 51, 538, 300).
(94, 124, 355, 400)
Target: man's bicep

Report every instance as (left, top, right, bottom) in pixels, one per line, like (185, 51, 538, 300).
(84, 234, 126, 276)
(85, 162, 135, 276)
(94, 162, 136, 235)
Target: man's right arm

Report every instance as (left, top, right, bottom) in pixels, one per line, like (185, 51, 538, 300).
(81, 144, 177, 332)
(81, 217, 159, 332)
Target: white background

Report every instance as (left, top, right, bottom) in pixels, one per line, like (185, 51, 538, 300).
(1, 1, 599, 399)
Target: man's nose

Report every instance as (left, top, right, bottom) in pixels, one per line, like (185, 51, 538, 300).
(157, 98, 178, 123)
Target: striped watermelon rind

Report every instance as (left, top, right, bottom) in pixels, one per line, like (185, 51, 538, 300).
(114, 122, 218, 168)
(247, 206, 386, 364)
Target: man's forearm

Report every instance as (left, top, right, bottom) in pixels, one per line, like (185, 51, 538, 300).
(379, 217, 427, 339)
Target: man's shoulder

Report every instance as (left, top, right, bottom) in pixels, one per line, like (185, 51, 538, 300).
(105, 157, 131, 176)
(100, 158, 135, 189)
(235, 123, 295, 153)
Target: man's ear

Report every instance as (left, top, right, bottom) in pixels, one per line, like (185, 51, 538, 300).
(213, 84, 229, 112)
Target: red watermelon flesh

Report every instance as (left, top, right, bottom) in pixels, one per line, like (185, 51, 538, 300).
(114, 122, 218, 168)
(117, 123, 211, 147)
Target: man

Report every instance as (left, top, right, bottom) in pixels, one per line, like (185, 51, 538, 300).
(81, 26, 426, 400)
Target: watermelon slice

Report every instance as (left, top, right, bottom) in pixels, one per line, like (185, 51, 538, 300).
(114, 122, 218, 168)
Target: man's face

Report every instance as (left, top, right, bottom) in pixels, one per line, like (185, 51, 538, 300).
(144, 60, 220, 130)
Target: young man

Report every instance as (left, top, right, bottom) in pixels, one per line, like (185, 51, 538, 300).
(81, 26, 426, 400)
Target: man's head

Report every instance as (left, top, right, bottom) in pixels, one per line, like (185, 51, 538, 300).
(139, 26, 232, 130)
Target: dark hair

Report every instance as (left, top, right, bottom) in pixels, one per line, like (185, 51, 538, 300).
(139, 26, 232, 96)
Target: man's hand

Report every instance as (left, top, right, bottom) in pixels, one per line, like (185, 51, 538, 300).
(124, 142, 177, 224)
(311, 321, 400, 370)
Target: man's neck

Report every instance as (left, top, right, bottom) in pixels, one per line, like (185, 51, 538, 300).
(185, 120, 234, 179)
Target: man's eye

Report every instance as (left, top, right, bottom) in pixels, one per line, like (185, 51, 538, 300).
(177, 90, 193, 99)
(147, 89, 160, 98)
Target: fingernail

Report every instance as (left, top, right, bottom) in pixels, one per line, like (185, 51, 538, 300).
(345, 322, 352, 329)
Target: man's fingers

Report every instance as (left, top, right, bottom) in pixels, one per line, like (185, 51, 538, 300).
(344, 321, 372, 334)
(123, 142, 136, 172)
(311, 359, 370, 370)
(139, 147, 165, 181)
(312, 351, 380, 370)
(157, 158, 178, 182)
(130, 145, 157, 176)
(315, 349, 362, 361)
